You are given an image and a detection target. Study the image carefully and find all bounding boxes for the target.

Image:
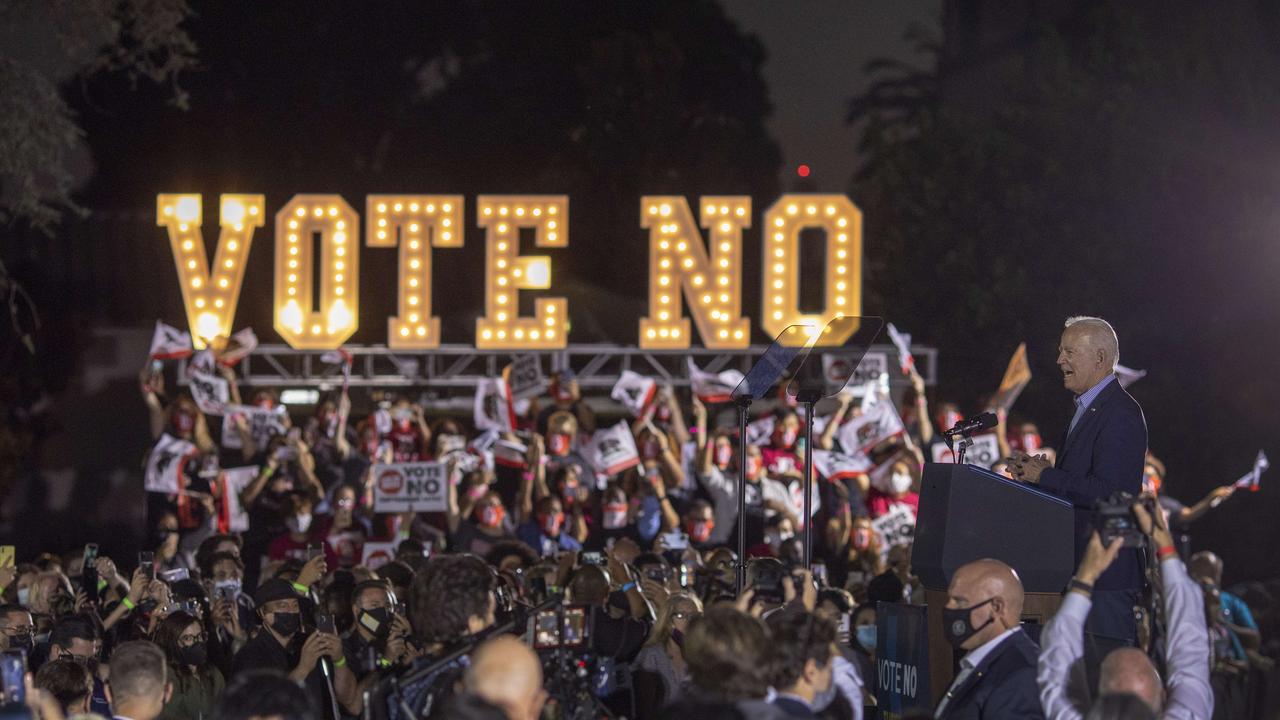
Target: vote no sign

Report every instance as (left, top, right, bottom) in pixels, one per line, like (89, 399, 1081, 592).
(372, 462, 447, 513)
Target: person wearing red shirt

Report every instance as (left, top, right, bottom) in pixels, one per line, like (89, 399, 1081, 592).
(865, 457, 920, 519)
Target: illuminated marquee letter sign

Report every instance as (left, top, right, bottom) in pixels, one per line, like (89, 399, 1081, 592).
(156, 193, 265, 348)
(475, 195, 569, 350)
(639, 196, 750, 350)
(760, 194, 862, 343)
(274, 195, 360, 349)
(366, 195, 464, 349)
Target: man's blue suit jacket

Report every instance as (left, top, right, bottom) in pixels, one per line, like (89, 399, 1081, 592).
(1037, 376, 1147, 590)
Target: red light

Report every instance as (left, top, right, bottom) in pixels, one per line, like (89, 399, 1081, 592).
(796, 164, 811, 178)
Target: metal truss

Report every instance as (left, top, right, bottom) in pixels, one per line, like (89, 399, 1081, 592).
(178, 343, 937, 392)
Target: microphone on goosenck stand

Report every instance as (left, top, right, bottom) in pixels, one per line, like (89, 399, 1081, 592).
(943, 411, 998, 465)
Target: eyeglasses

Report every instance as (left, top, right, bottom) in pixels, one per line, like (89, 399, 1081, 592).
(179, 633, 207, 646)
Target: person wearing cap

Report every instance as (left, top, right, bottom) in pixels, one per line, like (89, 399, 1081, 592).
(231, 578, 356, 720)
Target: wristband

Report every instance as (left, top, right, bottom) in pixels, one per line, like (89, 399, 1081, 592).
(122, 597, 137, 611)
(1156, 544, 1177, 560)
(522, 471, 535, 483)
(620, 581, 637, 593)
(334, 657, 347, 668)
(291, 582, 310, 595)
(1068, 578, 1093, 596)
(98, 578, 109, 591)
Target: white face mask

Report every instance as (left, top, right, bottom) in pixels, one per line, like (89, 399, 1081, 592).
(17, 587, 29, 606)
(287, 513, 312, 534)
(890, 472, 913, 495)
(764, 529, 794, 549)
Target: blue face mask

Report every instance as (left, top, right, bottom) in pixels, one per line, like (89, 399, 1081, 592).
(856, 624, 877, 652)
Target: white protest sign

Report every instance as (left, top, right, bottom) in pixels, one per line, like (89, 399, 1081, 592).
(871, 503, 916, 562)
(822, 352, 888, 394)
(144, 434, 197, 493)
(687, 358, 744, 404)
(611, 371, 657, 416)
(474, 378, 515, 432)
(745, 415, 775, 447)
(930, 434, 1001, 467)
(188, 371, 230, 415)
(219, 466, 259, 533)
(149, 320, 192, 359)
(836, 394, 904, 454)
(372, 462, 448, 513)
(812, 449, 872, 481)
(220, 404, 289, 450)
(505, 355, 547, 400)
(887, 323, 914, 375)
(587, 421, 641, 476)
(361, 542, 398, 570)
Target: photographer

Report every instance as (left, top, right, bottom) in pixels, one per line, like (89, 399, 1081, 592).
(1037, 501, 1212, 719)
(231, 579, 356, 720)
(343, 580, 414, 684)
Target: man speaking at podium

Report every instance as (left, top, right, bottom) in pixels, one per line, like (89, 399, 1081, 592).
(1008, 316, 1146, 654)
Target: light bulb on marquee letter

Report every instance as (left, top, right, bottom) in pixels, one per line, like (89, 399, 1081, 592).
(157, 193, 265, 349)
(760, 194, 863, 343)
(639, 196, 750, 349)
(366, 195, 464, 348)
(475, 195, 568, 349)
(273, 195, 360, 349)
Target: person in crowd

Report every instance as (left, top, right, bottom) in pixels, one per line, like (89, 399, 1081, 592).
(33, 658, 93, 716)
(632, 591, 703, 718)
(342, 580, 414, 683)
(1038, 502, 1212, 719)
(767, 610, 838, 718)
(267, 494, 318, 562)
(154, 611, 225, 720)
(933, 558, 1043, 719)
(46, 614, 99, 667)
(864, 452, 920, 519)
(1009, 316, 1147, 657)
(107, 641, 173, 720)
(314, 483, 369, 569)
(1144, 455, 1235, 556)
(0, 604, 35, 654)
(849, 602, 877, 704)
(231, 578, 356, 719)
(814, 588, 865, 720)
(449, 483, 516, 558)
(390, 554, 497, 720)
(516, 496, 582, 556)
(211, 669, 317, 720)
(459, 636, 548, 720)
(665, 605, 787, 719)
(536, 370, 595, 436)
(1187, 551, 1261, 652)
(564, 561, 649, 661)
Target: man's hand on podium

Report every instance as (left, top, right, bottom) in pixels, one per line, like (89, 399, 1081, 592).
(1007, 452, 1050, 483)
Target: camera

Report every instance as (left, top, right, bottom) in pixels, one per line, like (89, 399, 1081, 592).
(532, 606, 589, 650)
(748, 558, 786, 604)
(1093, 491, 1155, 548)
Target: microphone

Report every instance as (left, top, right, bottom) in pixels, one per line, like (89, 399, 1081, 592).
(944, 412, 998, 438)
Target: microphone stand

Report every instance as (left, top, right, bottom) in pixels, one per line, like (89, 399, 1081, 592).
(735, 395, 752, 595)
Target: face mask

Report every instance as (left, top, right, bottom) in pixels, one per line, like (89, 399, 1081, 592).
(774, 427, 797, 448)
(745, 455, 762, 480)
(1144, 471, 1162, 495)
(16, 588, 29, 606)
(477, 505, 506, 528)
(286, 513, 312, 534)
(358, 608, 393, 640)
(671, 628, 685, 649)
(179, 642, 207, 666)
(8, 634, 32, 653)
(714, 443, 733, 468)
(856, 624, 877, 652)
(852, 528, 872, 551)
(255, 398, 275, 410)
(890, 472, 913, 495)
(942, 598, 995, 648)
(559, 481, 579, 505)
(602, 503, 629, 530)
(213, 579, 241, 600)
(540, 512, 565, 537)
(549, 433, 572, 456)
(269, 611, 301, 637)
(687, 519, 714, 544)
(174, 412, 195, 434)
(1022, 433, 1042, 452)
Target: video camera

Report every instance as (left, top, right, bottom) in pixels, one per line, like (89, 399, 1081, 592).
(1093, 491, 1156, 548)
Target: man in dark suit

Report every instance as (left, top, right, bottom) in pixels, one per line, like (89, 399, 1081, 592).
(1009, 317, 1147, 650)
(934, 559, 1044, 719)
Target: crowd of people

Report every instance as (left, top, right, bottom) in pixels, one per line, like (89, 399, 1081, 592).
(0, 346, 1274, 720)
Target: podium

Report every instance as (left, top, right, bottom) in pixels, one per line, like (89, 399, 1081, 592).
(911, 462, 1075, 703)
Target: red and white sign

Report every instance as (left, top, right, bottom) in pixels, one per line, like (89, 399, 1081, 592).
(372, 462, 447, 513)
(587, 422, 641, 476)
(361, 542, 398, 570)
(149, 320, 192, 360)
(687, 358, 744, 404)
(144, 434, 198, 493)
(611, 371, 657, 417)
(930, 434, 1001, 467)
